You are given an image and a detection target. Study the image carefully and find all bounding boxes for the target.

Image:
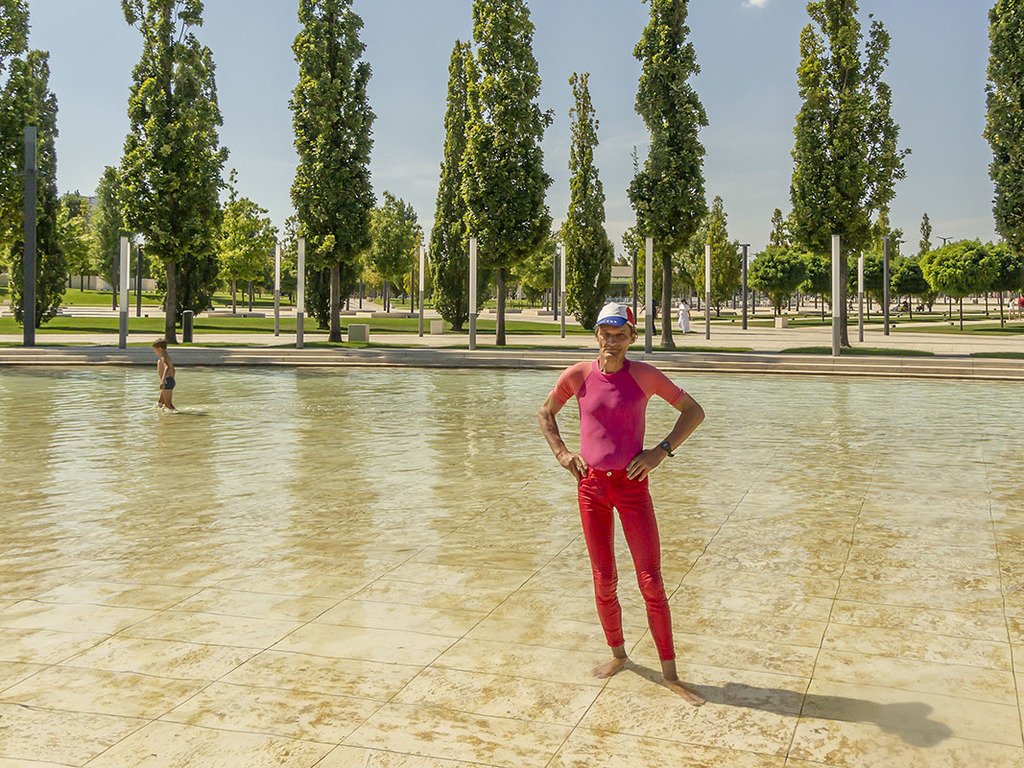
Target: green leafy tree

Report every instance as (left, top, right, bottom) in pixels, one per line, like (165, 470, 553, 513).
(430, 40, 478, 332)
(0, 0, 29, 255)
(90, 166, 128, 309)
(629, 0, 708, 349)
(769, 208, 791, 248)
(749, 246, 806, 316)
(6, 50, 65, 326)
(987, 240, 1024, 326)
(291, 0, 375, 342)
(919, 212, 932, 256)
(563, 72, 613, 329)
(120, 0, 227, 342)
(789, 0, 909, 346)
(58, 191, 93, 288)
(986, 1, 1024, 258)
(799, 250, 831, 320)
(890, 256, 933, 318)
(368, 191, 417, 313)
(218, 172, 276, 313)
(463, 0, 552, 346)
(684, 195, 739, 315)
(922, 240, 997, 330)
(510, 234, 554, 304)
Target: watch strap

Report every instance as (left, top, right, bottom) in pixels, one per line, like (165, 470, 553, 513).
(659, 440, 674, 457)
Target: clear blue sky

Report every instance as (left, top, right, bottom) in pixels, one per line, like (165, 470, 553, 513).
(28, 0, 995, 255)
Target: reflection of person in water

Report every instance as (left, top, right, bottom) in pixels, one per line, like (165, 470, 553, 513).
(537, 302, 706, 706)
(152, 339, 177, 412)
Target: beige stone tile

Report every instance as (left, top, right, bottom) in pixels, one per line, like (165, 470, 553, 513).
(344, 702, 570, 768)
(214, 569, 371, 599)
(683, 567, 838, 599)
(0, 702, 141, 766)
(33, 580, 198, 610)
(829, 600, 1006, 642)
(813, 649, 1017, 705)
(84, 560, 233, 589)
(383, 562, 534, 593)
(315, 600, 486, 637)
(161, 681, 381, 742)
(789, 717, 1024, 767)
(670, 585, 834, 622)
(84, 720, 332, 767)
(433, 637, 609, 687)
(580, 686, 797, 756)
(803, 678, 1022, 747)
(394, 666, 600, 726)
(0, 600, 154, 634)
(822, 624, 1012, 670)
(222, 650, 420, 700)
(835, 579, 1006, 614)
(784, 761, 842, 768)
(172, 587, 339, 622)
(121, 610, 303, 649)
(0, 628, 105, 665)
(466, 614, 606, 653)
(63, 635, 255, 680)
(317, 746, 486, 768)
(272, 623, 456, 665)
(627, 633, 819, 678)
(0, 665, 206, 719)
(0, 661, 45, 692)
(670, 607, 827, 648)
(605, 659, 809, 704)
(0, 758, 79, 768)
(488, 589, 648, 629)
(411, 544, 559, 571)
(351, 579, 510, 613)
(547, 727, 786, 768)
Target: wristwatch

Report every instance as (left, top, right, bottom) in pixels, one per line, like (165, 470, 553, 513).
(658, 440, 674, 457)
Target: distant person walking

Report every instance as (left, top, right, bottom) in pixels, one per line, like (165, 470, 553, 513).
(1017, 294, 1024, 321)
(537, 302, 706, 706)
(677, 300, 691, 334)
(152, 339, 177, 411)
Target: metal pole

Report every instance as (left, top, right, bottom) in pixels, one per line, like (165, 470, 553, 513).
(552, 247, 558, 321)
(741, 243, 749, 331)
(644, 237, 653, 355)
(704, 243, 712, 340)
(136, 244, 143, 317)
(559, 243, 566, 339)
(273, 242, 281, 337)
(296, 238, 305, 349)
(418, 243, 425, 337)
(469, 237, 477, 350)
(22, 126, 36, 347)
(632, 247, 638, 320)
(118, 236, 129, 349)
(831, 234, 841, 357)
(858, 253, 865, 343)
(883, 235, 891, 336)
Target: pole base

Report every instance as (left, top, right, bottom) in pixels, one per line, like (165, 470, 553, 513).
(296, 312, 304, 349)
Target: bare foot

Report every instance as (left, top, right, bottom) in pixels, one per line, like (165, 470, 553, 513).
(663, 677, 705, 706)
(592, 656, 628, 679)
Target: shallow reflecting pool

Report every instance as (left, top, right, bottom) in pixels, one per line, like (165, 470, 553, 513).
(0, 366, 1021, 767)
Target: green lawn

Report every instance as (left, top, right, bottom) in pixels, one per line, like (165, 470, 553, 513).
(969, 351, 1024, 359)
(893, 321, 1024, 336)
(779, 346, 935, 356)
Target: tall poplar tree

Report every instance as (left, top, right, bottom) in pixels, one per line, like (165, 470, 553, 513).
(291, 0, 375, 343)
(0, 0, 29, 251)
(563, 72, 613, 329)
(789, 0, 908, 347)
(919, 212, 932, 256)
(769, 208, 791, 248)
(629, 0, 708, 350)
(463, 0, 552, 346)
(985, 1, 1024, 259)
(6, 49, 64, 326)
(430, 40, 476, 332)
(120, 0, 227, 343)
(90, 166, 127, 309)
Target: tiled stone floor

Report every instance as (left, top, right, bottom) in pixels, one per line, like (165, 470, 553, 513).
(0, 367, 1022, 767)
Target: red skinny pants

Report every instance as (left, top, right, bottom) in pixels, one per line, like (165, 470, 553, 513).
(577, 468, 675, 661)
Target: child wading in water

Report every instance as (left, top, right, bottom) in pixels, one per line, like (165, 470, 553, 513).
(152, 339, 177, 411)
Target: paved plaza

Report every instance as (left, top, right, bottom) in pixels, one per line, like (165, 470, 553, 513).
(0, 367, 1021, 767)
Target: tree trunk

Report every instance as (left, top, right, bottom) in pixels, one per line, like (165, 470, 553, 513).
(496, 267, 507, 347)
(164, 260, 178, 344)
(999, 292, 1005, 328)
(660, 252, 674, 350)
(248, 281, 253, 312)
(231, 279, 237, 314)
(959, 298, 964, 331)
(329, 263, 341, 342)
(821, 296, 825, 323)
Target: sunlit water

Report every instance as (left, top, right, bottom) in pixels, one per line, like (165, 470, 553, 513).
(0, 366, 1018, 585)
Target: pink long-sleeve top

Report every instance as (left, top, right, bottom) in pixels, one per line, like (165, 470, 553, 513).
(550, 359, 686, 471)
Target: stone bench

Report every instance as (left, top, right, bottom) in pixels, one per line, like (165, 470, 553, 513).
(348, 324, 370, 343)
